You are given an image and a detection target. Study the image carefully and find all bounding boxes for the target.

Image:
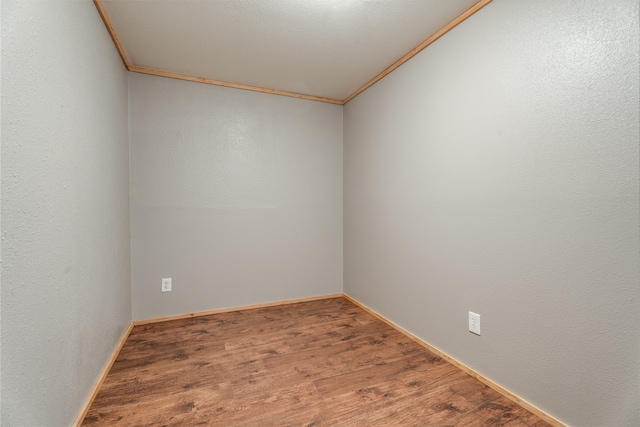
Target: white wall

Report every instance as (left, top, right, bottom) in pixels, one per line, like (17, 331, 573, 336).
(343, 1, 639, 425)
(1, 1, 131, 425)
(2, 1, 637, 425)
(129, 73, 343, 320)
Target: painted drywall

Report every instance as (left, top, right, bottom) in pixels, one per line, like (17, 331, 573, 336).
(1, 1, 131, 425)
(129, 73, 343, 320)
(344, 0, 639, 425)
(101, 0, 478, 101)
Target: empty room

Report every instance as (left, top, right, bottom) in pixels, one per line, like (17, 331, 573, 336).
(2, 0, 638, 426)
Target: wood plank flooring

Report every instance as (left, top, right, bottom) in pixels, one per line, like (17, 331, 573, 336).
(82, 298, 550, 426)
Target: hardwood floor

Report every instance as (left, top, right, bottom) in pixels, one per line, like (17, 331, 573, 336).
(83, 298, 550, 426)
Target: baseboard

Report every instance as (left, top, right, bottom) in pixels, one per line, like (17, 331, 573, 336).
(341, 293, 566, 427)
(73, 321, 135, 427)
(74, 293, 342, 424)
(76, 293, 561, 426)
(133, 293, 344, 326)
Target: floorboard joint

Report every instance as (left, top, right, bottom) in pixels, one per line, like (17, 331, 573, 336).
(80, 296, 558, 426)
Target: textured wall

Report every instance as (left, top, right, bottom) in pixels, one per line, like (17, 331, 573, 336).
(1, 1, 131, 425)
(344, 1, 639, 425)
(129, 73, 343, 320)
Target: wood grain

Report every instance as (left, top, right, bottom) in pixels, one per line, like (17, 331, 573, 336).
(93, 0, 131, 70)
(94, 0, 492, 105)
(341, 0, 493, 104)
(343, 294, 567, 427)
(82, 297, 552, 426)
(73, 322, 135, 427)
(134, 293, 343, 326)
(128, 66, 344, 105)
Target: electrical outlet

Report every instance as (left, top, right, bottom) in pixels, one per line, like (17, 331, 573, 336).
(469, 311, 481, 335)
(161, 278, 172, 292)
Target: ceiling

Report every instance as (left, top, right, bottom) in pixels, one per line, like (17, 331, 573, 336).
(96, 0, 490, 104)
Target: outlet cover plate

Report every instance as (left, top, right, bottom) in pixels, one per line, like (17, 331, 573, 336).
(161, 278, 172, 292)
(469, 311, 481, 335)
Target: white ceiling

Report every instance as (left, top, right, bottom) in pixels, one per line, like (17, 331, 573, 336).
(99, 0, 484, 103)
